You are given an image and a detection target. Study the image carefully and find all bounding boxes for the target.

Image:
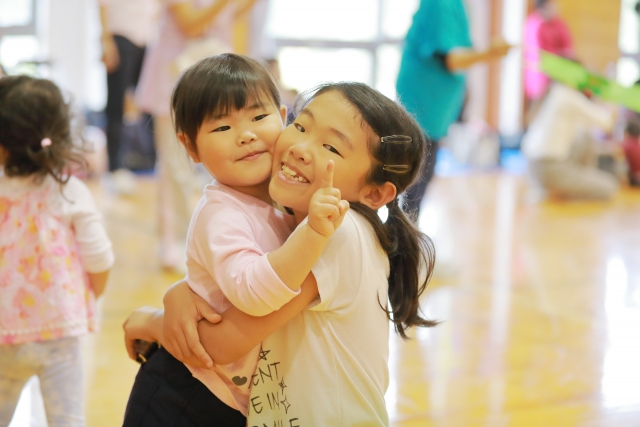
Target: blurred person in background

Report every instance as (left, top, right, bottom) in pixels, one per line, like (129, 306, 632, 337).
(135, 0, 257, 272)
(100, 0, 159, 193)
(264, 58, 298, 122)
(622, 121, 640, 187)
(523, 0, 574, 109)
(396, 0, 511, 220)
(620, 79, 640, 187)
(522, 83, 618, 200)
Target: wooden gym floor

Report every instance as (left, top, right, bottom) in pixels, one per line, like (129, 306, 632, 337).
(9, 172, 640, 426)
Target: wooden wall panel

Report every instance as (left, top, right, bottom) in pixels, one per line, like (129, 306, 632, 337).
(556, 0, 621, 72)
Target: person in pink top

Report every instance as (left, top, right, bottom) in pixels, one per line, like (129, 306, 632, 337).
(524, 0, 575, 102)
(0, 76, 114, 427)
(135, 0, 257, 271)
(122, 54, 349, 426)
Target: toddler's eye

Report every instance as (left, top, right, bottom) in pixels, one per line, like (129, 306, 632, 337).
(324, 144, 341, 156)
(294, 123, 305, 132)
(212, 126, 230, 132)
(253, 114, 268, 121)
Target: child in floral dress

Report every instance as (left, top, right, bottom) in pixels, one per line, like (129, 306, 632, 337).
(0, 76, 114, 427)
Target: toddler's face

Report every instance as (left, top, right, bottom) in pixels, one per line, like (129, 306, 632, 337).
(183, 99, 287, 189)
(269, 91, 373, 215)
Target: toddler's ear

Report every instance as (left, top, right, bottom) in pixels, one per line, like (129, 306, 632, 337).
(279, 105, 288, 124)
(177, 133, 200, 163)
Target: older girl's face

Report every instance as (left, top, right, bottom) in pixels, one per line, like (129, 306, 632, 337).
(269, 91, 373, 215)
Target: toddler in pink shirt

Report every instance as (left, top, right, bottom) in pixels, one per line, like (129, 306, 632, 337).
(0, 76, 113, 427)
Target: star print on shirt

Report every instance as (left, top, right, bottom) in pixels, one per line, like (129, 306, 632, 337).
(279, 379, 287, 392)
(280, 396, 291, 414)
(258, 349, 270, 361)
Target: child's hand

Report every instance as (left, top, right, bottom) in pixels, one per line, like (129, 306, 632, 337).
(122, 306, 162, 362)
(307, 161, 350, 237)
(162, 281, 222, 369)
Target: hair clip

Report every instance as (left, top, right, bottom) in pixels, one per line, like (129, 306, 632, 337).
(381, 135, 411, 173)
(381, 135, 412, 144)
(41, 138, 52, 148)
(382, 164, 410, 173)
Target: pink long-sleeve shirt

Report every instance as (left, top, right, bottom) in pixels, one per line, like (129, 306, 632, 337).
(184, 181, 298, 415)
(524, 11, 574, 100)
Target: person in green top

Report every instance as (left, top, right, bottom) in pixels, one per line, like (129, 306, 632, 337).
(396, 0, 511, 219)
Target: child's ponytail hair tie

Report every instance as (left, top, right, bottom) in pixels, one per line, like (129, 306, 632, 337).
(41, 137, 52, 148)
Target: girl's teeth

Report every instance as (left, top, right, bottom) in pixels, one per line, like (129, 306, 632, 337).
(281, 164, 309, 183)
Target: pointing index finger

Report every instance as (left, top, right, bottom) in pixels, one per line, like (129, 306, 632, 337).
(321, 160, 334, 189)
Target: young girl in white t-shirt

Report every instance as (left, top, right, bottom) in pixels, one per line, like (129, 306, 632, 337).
(125, 81, 437, 426)
(122, 54, 348, 427)
(0, 76, 114, 426)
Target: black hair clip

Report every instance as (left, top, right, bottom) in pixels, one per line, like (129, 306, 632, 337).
(381, 135, 412, 144)
(382, 164, 410, 173)
(381, 135, 412, 173)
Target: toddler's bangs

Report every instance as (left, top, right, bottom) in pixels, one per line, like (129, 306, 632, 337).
(172, 54, 281, 147)
(204, 79, 278, 120)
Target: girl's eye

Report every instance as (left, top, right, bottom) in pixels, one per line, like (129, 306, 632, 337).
(212, 126, 230, 132)
(294, 123, 305, 132)
(324, 144, 341, 156)
(253, 114, 268, 121)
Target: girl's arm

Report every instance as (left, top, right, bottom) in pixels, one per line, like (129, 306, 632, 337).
(445, 39, 512, 71)
(198, 273, 318, 365)
(156, 275, 319, 367)
(65, 177, 114, 297)
(267, 161, 348, 291)
(168, 0, 231, 38)
(198, 273, 319, 365)
(99, 5, 119, 73)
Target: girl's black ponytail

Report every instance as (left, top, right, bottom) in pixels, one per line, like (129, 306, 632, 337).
(350, 197, 436, 339)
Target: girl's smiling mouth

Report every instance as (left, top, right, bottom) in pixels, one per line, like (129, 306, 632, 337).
(279, 163, 310, 183)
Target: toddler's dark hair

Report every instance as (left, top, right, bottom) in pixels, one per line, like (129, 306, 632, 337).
(295, 82, 437, 338)
(171, 53, 281, 154)
(0, 75, 84, 184)
(626, 121, 640, 138)
(535, 0, 550, 9)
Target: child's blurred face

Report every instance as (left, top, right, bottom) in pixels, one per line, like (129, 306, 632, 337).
(269, 90, 373, 215)
(183, 98, 286, 190)
(542, 0, 558, 18)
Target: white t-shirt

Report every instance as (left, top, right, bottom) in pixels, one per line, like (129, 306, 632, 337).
(522, 84, 614, 161)
(247, 210, 391, 427)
